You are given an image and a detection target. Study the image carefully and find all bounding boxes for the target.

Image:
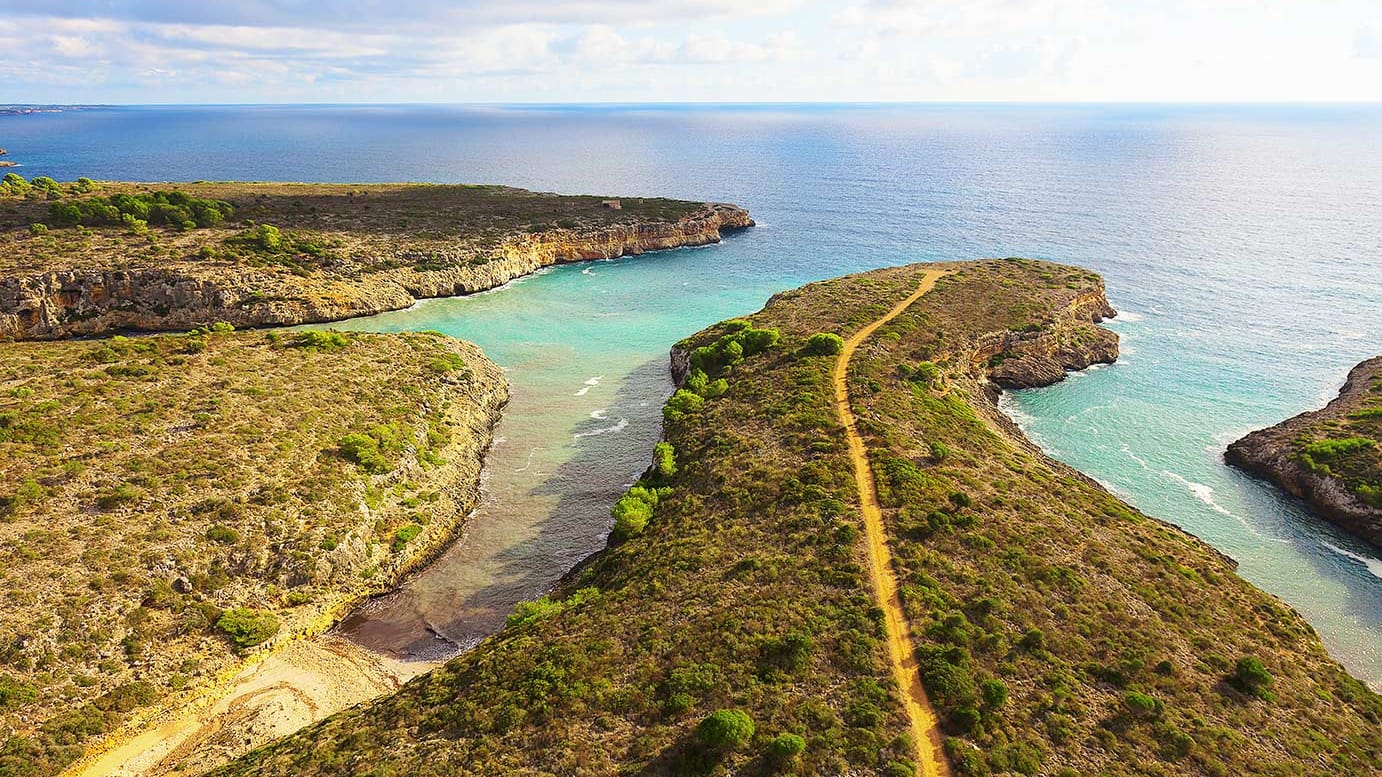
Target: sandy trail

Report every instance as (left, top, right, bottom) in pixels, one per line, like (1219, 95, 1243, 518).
(833, 270, 952, 777)
(63, 636, 432, 777)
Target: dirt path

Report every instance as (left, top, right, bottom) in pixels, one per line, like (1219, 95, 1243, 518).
(63, 636, 431, 777)
(833, 270, 951, 777)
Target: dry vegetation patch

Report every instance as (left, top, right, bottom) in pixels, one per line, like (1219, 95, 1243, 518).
(0, 327, 505, 776)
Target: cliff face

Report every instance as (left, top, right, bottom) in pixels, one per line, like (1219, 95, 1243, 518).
(981, 289, 1118, 389)
(1, 204, 752, 340)
(1227, 357, 1382, 547)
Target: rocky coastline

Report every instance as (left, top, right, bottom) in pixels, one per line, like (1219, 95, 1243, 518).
(2, 202, 752, 340)
(1226, 357, 1382, 547)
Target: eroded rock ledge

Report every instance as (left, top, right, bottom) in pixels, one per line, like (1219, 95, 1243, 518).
(1227, 357, 1382, 547)
(1, 185, 752, 340)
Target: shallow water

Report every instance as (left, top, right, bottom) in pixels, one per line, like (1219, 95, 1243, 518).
(13, 103, 1381, 684)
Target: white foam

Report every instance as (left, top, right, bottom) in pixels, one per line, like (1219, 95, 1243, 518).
(581, 267, 594, 275)
(574, 375, 604, 396)
(1161, 469, 1287, 543)
(513, 447, 541, 473)
(1321, 541, 1382, 580)
(574, 418, 629, 439)
(1111, 309, 1145, 322)
(590, 408, 608, 420)
(1120, 443, 1153, 471)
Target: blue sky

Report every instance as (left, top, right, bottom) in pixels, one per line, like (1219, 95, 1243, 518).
(5, 1, 1382, 103)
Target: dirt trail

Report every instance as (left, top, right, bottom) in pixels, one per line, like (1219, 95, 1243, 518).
(833, 270, 951, 777)
(62, 636, 431, 777)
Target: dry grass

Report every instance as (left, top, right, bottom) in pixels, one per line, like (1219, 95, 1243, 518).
(0, 327, 505, 776)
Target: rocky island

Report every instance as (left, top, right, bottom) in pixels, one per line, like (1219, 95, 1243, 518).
(0, 178, 752, 340)
(215, 260, 1380, 777)
(1227, 356, 1382, 547)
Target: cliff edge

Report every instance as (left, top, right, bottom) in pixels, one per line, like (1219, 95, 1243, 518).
(1226, 356, 1382, 547)
(0, 181, 752, 339)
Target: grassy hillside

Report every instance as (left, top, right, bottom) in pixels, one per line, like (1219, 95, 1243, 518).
(0, 328, 505, 776)
(217, 259, 1379, 777)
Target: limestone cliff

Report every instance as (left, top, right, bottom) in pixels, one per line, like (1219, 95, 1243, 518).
(1, 203, 752, 340)
(1227, 357, 1382, 547)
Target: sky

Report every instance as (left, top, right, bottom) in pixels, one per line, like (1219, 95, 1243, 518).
(3, 1, 1382, 104)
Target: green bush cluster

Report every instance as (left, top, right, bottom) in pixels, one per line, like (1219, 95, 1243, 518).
(653, 441, 678, 480)
(611, 486, 667, 539)
(215, 608, 280, 650)
(290, 330, 350, 351)
(48, 190, 233, 229)
(338, 423, 407, 475)
(688, 319, 781, 374)
(801, 332, 845, 356)
(505, 587, 600, 629)
(662, 388, 706, 424)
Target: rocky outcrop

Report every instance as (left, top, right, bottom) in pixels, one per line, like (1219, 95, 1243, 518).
(1227, 357, 1382, 547)
(983, 289, 1119, 389)
(0, 204, 752, 340)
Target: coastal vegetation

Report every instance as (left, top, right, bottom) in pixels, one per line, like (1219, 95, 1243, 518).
(215, 260, 1380, 777)
(0, 328, 505, 776)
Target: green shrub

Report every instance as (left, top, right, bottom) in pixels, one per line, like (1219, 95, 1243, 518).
(613, 486, 663, 539)
(651, 442, 678, 481)
(1300, 437, 1373, 460)
(663, 388, 705, 424)
(696, 709, 754, 751)
(205, 525, 240, 544)
(0, 675, 38, 710)
(911, 361, 941, 386)
(290, 330, 350, 351)
(768, 732, 806, 760)
(428, 352, 467, 374)
(801, 332, 844, 356)
(980, 678, 1008, 708)
(1122, 690, 1162, 719)
(216, 608, 280, 649)
(28, 222, 48, 235)
(1229, 656, 1274, 699)
(392, 523, 424, 552)
(97, 483, 143, 509)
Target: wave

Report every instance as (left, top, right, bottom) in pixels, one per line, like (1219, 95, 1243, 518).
(590, 408, 608, 420)
(1321, 541, 1382, 580)
(1110, 309, 1145, 322)
(574, 375, 605, 396)
(1161, 469, 1287, 543)
(574, 418, 629, 439)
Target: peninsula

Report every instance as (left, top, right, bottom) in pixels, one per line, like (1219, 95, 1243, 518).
(1227, 356, 1382, 547)
(216, 260, 1380, 777)
(0, 178, 752, 340)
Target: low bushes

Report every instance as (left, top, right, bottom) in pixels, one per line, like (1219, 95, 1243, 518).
(215, 608, 280, 650)
(47, 190, 232, 229)
(801, 332, 844, 356)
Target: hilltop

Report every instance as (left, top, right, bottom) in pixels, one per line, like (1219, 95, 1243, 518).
(216, 259, 1380, 777)
(0, 327, 506, 776)
(0, 177, 752, 340)
(1227, 356, 1382, 547)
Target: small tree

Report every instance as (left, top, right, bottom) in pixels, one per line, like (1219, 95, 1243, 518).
(216, 608, 280, 649)
(697, 709, 754, 751)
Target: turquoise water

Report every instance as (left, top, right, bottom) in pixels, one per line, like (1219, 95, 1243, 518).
(9, 104, 1380, 684)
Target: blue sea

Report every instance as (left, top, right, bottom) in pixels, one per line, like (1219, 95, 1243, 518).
(10, 104, 1380, 685)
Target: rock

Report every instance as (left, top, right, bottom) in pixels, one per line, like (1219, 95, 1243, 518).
(1226, 357, 1382, 547)
(173, 576, 193, 594)
(0, 203, 753, 340)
